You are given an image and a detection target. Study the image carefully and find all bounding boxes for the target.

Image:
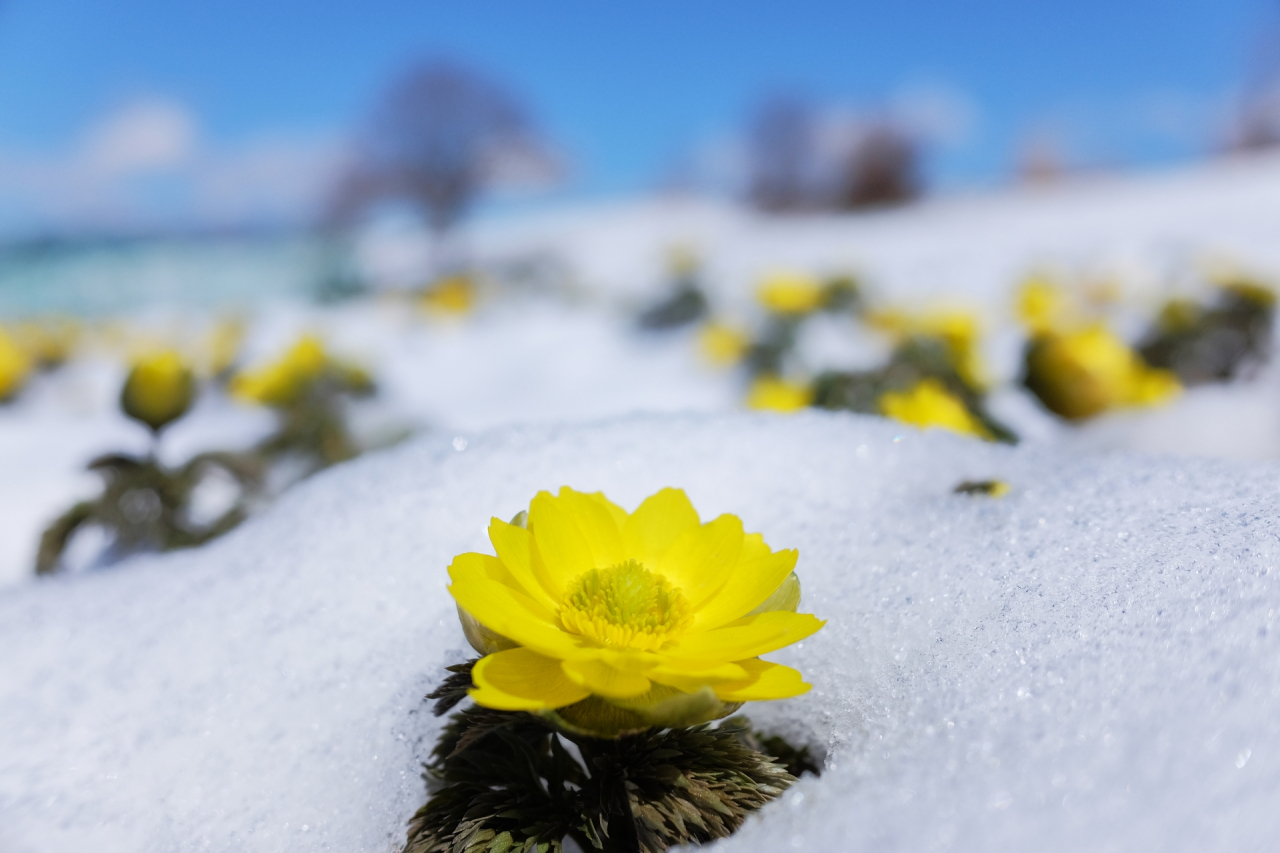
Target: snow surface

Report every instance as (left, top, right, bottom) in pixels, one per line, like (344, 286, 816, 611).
(4, 411, 1280, 851)
(0, 303, 732, 588)
(7, 153, 1280, 590)
(469, 152, 1280, 315)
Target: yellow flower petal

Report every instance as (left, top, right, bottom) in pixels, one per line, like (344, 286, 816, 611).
(748, 571, 801, 616)
(470, 648, 591, 711)
(646, 660, 749, 693)
(665, 611, 825, 664)
(621, 487, 701, 569)
(582, 489, 629, 535)
(713, 658, 811, 701)
(448, 553, 586, 659)
(487, 518, 558, 610)
(691, 547, 799, 630)
(553, 487, 627, 567)
(739, 531, 770, 562)
(528, 490, 597, 596)
(561, 658, 653, 699)
(654, 513, 744, 607)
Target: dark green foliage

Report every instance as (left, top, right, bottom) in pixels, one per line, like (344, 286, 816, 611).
(255, 371, 375, 474)
(427, 660, 479, 716)
(742, 278, 862, 380)
(407, 661, 810, 853)
(638, 286, 709, 331)
(812, 336, 1017, 443)
(406, 705, 587, 853)
(819, 276, 862, 314)
(953, 479, 1008, 497)
(744, 316, 802, 379)
(36, 450, 262, 575)
(1138, 283, 1274, 386)
(584, 719, 797, 853)
(734, 728, 822, 779)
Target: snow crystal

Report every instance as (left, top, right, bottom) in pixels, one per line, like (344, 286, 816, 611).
(3, 411, 1280, 852)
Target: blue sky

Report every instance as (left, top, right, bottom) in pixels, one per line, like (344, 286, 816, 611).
(0, 0, 1275, 232)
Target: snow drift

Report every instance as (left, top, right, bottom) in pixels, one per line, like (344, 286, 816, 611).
(2, 411, 1279, 851)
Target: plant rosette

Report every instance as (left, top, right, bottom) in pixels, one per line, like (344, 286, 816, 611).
(449, 486, 823, 737)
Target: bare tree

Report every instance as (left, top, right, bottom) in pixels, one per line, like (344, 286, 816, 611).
(838, 123, 920, 208)
(747, 95, 816, 212)
(326, 61, 549, 233)
(746, 95, 921, 213)
(1224, 23, 1280, 152)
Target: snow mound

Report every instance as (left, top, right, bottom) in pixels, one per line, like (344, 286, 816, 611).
(2, 412, 1279, 851)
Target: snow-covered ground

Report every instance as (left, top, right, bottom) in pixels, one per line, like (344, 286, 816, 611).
(4, 412, 1280, 851)
(5, 154, 1280, 589)
(471, 151, 1280, 315)
(6, 155, 1280, 850)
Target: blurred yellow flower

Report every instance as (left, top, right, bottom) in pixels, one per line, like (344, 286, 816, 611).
(121, 350, 196, 432)
(449, 486, 823, 735)
(1014, 278, 1071, 335)
(12, 319, 78, 369)
(869, 306, 989, 390)
(420, 275, 477, 317)
(1219, 277, 1276, 308)
(1024, 324, 1181, 420)
(0, 327, 32, 401)
(745, 376, 812, 413)
(1154, 298, 1202, 334)
(696, 322, 750, 368)
(756, 272, 825, 315)
(879, 378, 992, 439)
(231, 334, 365, 407)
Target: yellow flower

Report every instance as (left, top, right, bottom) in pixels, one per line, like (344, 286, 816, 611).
(878, 379, 992, 439)
(420, 275, 477, 317)
(1219, 277, 1275, 308)
(230, 335, 331, 407)
(1024, 324, 1180, 420)
(449, 487, 823, 736)
(12, 318, 78, 369)
(1155, 298, 1202, 334)
(696, 322, 750, 368)
(756, 272, 825, 315)
(0, 327, 32, 401)
(1014, 277, 1071, 335)
(869, 307, 989, 390)
(745, 376, 813, 413)
(121, 350, 196, 431)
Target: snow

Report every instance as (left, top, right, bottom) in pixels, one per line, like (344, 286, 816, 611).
(6, 154, 1280, 593)
(7, 154, 1280, 848)
(469, 152, 1280, 316)
(0, 303, 734, 587)
(4, 411, 1280, 851)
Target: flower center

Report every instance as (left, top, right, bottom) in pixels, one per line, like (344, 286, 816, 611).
(560, 559, 692, 651)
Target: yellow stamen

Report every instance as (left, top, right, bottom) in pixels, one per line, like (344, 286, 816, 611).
(560, 560, 692, 651)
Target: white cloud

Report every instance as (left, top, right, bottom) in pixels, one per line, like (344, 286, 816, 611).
(0, 97, 343, 235)
(80, 98, 198, 177)
(889, 82, 980, 149)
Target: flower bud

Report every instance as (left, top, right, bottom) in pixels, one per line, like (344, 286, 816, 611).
(0, 328, 32, 402)
(121, 350, 195, 432)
